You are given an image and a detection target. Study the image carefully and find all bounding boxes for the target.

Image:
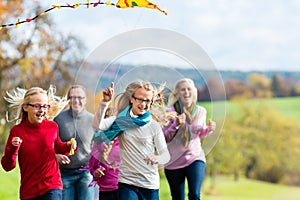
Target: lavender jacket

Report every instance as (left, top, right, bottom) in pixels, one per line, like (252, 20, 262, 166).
(163, 105, 212, 170)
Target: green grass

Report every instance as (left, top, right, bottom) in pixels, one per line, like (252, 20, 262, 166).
(201, 96, 300, 122)
(202, 176, 300, 200)
(266, 97, 300, 121)
(160, 173, 300, 200)
(1, 164, 300, 200)
(0, 166, 20, 199)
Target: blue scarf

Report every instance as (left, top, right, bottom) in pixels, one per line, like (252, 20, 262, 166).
(94, 105, 151, 144)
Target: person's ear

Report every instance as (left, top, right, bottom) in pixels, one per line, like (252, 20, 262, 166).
(22, 104, 29, 112)
(129, 96, 133, 104)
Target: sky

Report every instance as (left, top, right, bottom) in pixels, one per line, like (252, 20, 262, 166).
(21, 0, 300, 71)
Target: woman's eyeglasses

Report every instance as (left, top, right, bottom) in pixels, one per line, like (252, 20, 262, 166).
(27, 104, 50, 110)
(132, 96, 152, 104)
(69, 96, 85, 100)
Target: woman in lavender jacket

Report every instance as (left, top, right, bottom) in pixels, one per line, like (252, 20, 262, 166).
(163, 78, 216, 200)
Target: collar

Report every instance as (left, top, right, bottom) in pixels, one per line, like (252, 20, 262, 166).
(130, 109, 139, 118)
(69, 108, 86, 118)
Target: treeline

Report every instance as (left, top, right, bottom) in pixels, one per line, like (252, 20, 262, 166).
(198, 73, 300, 101)
(84, 63, 300, 102)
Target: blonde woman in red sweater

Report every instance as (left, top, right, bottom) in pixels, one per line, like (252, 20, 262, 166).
(1, 86, 76, 200)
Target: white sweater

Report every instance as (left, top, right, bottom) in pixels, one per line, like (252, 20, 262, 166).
(96, 101, 170, 189)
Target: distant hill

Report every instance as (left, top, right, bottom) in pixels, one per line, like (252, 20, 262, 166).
(75, 62, 300, 92)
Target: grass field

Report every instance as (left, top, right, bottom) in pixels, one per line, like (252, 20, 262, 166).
(0, 166, 20, 199)
(1, 97, 300, 199)
(2, 167, 300, 200)
(200, 175, 300, 200)
(266, 97, 300, 121)
(202, 96, 300, 122)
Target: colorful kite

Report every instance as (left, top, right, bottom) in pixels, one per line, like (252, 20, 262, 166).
(0, 0, 167, 29)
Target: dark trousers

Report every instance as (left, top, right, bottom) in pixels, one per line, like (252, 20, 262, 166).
(164, 160, 206, 200)
(23, 189, 62, 200)
(118, 182, 159, 200)
(99, 189, 118, 200)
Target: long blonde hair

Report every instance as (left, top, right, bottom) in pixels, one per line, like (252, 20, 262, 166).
(113, 81, 173, 127)
(167, 78, 198, 107)
(4, 85, 69, 124)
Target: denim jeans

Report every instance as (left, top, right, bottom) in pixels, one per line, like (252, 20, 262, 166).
(118, 182, 159, 200)
(164, 160, 206, 200)
(61, 169, 94, 200)
(24, 189, 62, 200)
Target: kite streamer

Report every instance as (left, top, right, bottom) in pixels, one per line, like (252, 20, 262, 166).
(0, 0, 167, 29)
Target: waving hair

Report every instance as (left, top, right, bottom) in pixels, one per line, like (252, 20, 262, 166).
(113, 81, 175, 127)
(4, 85, 69, 124)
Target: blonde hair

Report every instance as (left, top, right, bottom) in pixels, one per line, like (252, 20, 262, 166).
(167, 78, 198, 107)
(4, 85, 69, 124)
(101, 106, 116, 167)
(113, 81, 174, 127)
(114, 81, 154, 114)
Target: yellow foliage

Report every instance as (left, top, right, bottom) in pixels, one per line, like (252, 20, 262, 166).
(0, 0, 23, 20)
(18, 58, 32, 72)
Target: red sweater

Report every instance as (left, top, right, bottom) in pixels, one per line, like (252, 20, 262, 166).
(1, 119, 70, 199)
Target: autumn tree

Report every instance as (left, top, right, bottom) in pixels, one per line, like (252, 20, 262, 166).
(271, 74, 292, 97)
(291, 82, 300, 96)
(0, 1, 85, 151)
(224, 79, 248, 100)
(199, 76, 226, 101)
(247, 73, 272, 98)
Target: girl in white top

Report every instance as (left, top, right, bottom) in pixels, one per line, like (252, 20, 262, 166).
(93, 81, 170, 200)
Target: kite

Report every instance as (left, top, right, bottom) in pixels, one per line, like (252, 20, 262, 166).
(0, 0, 167, 29)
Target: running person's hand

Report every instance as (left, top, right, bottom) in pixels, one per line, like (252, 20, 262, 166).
(176, 113, 186, 126)
(144, 155, 158, 165)
(94, 166, 106, 178)
(208, 119, 216, 133)
(56, 154, 70, 165)
(103, 82, 114, 102)
(11, 137, 22, 147)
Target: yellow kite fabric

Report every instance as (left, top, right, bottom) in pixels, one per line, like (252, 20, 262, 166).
(116, 0, 167, 15)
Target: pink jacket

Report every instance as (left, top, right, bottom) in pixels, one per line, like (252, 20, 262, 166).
(163, 105, 212, 169)
(87, 139, 120, 192)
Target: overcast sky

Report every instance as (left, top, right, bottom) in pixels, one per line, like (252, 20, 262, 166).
(33, 0, 300, 71)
